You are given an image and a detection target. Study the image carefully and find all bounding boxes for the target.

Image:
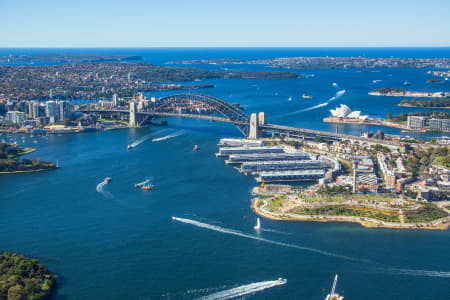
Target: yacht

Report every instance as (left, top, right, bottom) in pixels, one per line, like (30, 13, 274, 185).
(254, 217, 261, 230)
(325, 274, 344, 300)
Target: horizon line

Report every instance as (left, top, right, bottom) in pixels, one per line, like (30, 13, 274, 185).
(1, 45, 450, 49)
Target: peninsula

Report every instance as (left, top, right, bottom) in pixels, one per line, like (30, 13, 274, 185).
(369, 88, 450, 98)
(0, 142, 56, 174)
(0, 62, 302, 101)
(0, 251, 57, 299)
(167, 56, 450, 69)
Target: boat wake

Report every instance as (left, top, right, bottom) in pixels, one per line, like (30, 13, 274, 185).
(260, 228, 291, 235)
(196, 279, 287, 300)
(129, 132, 154, 148)
(381, 267, 450, 278)
(172, 216, 368, 263)
(274, 90, 346, 118)
(96, 181, 113, 198)
(152, 130, 185, 142)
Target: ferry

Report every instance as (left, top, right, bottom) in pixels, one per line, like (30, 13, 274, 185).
(325, 274, 344, 300)
(103, 177, 112, 184)
(141, 183, 153, 191)
(302, 93, 313, 99)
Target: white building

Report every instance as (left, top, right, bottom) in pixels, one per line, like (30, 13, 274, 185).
(58, 101, 72, 121)
(330, 104, 368, 120)
(45, 101, 58, 123)
(407, 116, 426, 130)
(5, 111, 26, 125)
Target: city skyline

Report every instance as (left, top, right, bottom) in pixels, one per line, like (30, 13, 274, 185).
(1, 0, 450, 47)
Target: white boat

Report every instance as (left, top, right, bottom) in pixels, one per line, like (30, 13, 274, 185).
(288, 96, 292, 101)
(325, 274, 344, 300)
(254, 217, 261, 230)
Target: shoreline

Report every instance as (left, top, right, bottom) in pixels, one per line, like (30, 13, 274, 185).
(251, 197, 450, 231)
(323, 117, 406, 130)
(0, 167, 57, 175)
(398, 104, 450, 109)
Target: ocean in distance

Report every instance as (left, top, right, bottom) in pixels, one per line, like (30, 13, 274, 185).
(0, 48, 449, 299)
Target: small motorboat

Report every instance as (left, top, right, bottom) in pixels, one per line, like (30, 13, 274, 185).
(141, 184, 153, 191)
(193, 145, 199, 151)
(104, 177, 112, 184)
(127, 145, 133, 150)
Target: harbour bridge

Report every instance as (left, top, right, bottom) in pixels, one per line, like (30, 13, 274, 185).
(77, 93, 401, 147)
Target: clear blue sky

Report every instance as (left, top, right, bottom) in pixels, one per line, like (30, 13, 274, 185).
(1, 0, 449, 47)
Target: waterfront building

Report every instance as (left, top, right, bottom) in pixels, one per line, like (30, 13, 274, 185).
(256, 169, 324, 183)
(45, 101, 58, 123)
(218, 138, 264, 147)
(330, 104, 368, 120)
(5, 111, 26, 125)
(429, 118, 450, 132)
(407, 116, 426, 130)
(217, 146, 284, 157)
(226, 152, 310, 164)
(240, 160, 322, 174)
(58, 101, 72, 121)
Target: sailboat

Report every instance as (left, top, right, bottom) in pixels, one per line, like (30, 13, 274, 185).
(254, 217, 261, 230)
(325, 274, 344, 300)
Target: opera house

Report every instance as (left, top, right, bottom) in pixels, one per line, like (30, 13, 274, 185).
(330, 104, 368, 120)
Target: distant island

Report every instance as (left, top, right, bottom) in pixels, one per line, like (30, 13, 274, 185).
(167, 56, 450, 69)
(0, 53, 143, 64)
(369, 88, 450, 98)
(399, 98, 450, 109)
(0, 62, 302, 100)
(0, 251, 57, 299)
(0, 143, 57, 174)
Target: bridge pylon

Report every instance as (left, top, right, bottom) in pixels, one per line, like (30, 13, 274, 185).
(129, 102, 136, 127)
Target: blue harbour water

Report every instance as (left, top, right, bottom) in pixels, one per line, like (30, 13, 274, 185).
(0, 48, 450, 299)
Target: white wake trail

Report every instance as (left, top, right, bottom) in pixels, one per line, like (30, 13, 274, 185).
(130, 133, 153, 148)
(172, 217, 368, 263)
(196, 279, 287, 300)
(96, 181, 113, 198)
(152, 130, 185, 142)
(382, 267, 450, 278)
(275, 90, 346, 118)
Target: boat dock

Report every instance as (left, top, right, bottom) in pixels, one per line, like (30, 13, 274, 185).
(240, 160, 323, 175)
(216, 146, 285, 157)
(255, 169, 325, 183)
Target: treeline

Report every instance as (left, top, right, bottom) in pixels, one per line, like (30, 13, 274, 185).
(399, 98, 450, 108)
(0, 143, 56, 173)
(0, 252, 57, 299)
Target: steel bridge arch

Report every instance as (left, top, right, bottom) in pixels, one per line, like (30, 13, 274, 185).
(151, 93, 249, 135)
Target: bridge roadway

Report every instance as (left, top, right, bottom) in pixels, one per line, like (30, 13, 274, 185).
(79, 108, 402, 147)
(77, 109, 248, 126)
(260, 124, 401, 146)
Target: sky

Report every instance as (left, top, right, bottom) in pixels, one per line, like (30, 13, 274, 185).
(1, 0, 450, 47)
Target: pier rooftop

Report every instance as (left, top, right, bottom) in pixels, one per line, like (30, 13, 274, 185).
(226, 152, 311, 164)
(218, 138, 265, 147)
(256, 169, 325, 183)
(216, 146, 285, 157)
(240, 160, 322, 174)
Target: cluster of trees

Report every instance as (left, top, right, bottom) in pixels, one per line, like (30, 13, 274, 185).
(410, 147, 450, 173)
(293, 206, 400, 223)
(399, 98, 450, 108)
(318, 185, 352, 196)
(0, 252, 57, 300)
(372, 88, 404, 94)
(0, 143, 56, 173)
(404, 203, 448, 223)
